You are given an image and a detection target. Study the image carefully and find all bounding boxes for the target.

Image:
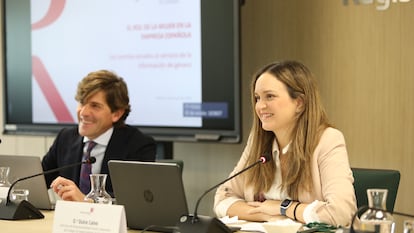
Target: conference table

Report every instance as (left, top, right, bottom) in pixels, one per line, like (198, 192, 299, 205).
(0, 210, 321, 233)
(0, 210, 253, 233)
(0, 211, 52, 233)
(0, 210, 143, 233)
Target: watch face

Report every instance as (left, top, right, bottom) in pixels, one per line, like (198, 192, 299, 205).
(281, 199, 292, 207)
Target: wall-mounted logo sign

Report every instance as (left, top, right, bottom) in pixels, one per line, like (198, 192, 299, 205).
(343, 0, 411, 11)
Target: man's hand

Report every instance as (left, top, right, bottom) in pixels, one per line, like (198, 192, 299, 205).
(50, 176, 87, 202)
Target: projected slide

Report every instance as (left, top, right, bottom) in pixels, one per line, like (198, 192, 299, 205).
(31, 0, 202, 127)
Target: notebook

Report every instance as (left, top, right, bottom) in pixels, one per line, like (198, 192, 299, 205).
(108, 160, 188, 232)
(0, 155, 56, 210)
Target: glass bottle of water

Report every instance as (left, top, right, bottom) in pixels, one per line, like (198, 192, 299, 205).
(84, 174, 112, 204)
(359, 189, 395, 233)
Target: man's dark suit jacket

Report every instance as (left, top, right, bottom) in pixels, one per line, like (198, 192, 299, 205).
(41, 125, 156, 195)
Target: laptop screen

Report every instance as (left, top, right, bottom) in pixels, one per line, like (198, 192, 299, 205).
(0, 155, 56, 210)
(108, 160, 188, 232)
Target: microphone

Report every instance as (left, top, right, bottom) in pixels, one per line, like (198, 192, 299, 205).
(0, 157, 96, 220)
(177, 152, 272, 233)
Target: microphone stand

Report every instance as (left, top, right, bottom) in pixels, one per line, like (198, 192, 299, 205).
(193, 158, 267, 222)
(0, 158, 95, 220)
(177, 154, 271, 233)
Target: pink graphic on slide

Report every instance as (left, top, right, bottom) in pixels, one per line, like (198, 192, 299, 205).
(32, 0, 74, 123)
(32, 56, 74, 123)
(32, 0, 66, 30)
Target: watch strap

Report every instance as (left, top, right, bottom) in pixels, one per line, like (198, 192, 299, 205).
(280, 199, 293, 216)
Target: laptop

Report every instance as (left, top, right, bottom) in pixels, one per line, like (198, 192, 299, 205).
(0, 155, 56, 210)
(108, 160, 188, 232)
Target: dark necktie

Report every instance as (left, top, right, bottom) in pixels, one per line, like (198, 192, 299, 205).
(79, 141, 97, 194)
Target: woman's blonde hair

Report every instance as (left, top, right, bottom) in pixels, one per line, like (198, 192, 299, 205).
(245, 60, 331, 199)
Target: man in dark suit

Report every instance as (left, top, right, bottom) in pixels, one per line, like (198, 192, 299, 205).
(42, 70, 156, 202)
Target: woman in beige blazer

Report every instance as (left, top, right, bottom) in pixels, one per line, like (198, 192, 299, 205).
(214, 60, 357, 227)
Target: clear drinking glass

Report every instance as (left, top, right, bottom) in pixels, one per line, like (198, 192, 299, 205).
(0, 167, 12, 204)
(359, 189, 395, 233)
(10, 189, 30, 204)
(404, 220, 414, 233)
(84, 174, 112, 204)
(0, 166, 11, 187)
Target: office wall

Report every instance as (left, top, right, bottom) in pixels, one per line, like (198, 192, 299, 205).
(1, 0, 413, 228)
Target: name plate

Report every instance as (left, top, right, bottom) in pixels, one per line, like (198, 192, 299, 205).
(52, 200, 127, 233)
